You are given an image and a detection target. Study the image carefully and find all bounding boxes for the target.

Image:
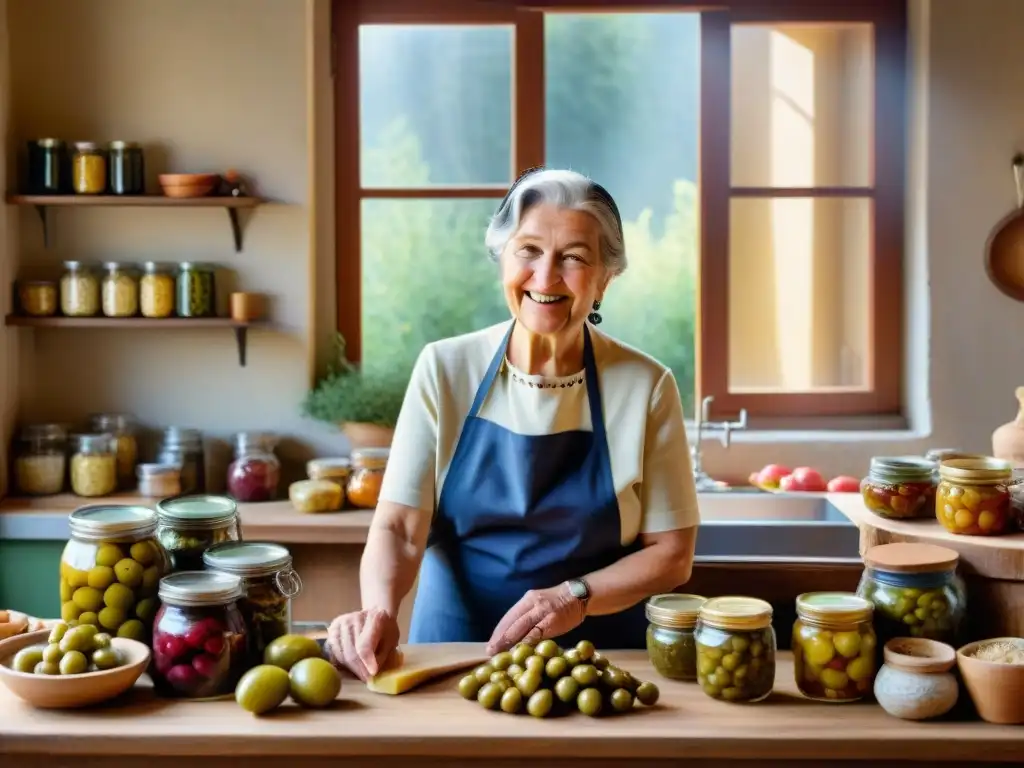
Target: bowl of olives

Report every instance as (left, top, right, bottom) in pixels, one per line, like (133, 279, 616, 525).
(0, 624, 150, 709)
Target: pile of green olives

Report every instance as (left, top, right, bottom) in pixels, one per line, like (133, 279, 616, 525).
(457, 639, 660, 718)
(9, 622, 125, 676)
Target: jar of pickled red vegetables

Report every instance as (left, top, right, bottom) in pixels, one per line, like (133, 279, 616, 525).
(694, 596, 776, 703)
(151, 571, 249, 699)
(792, 592, 876, 702)
(226, 432, 281, 502)
(936, 457, 1014, 536)
(860, 456, 936, 520)
(856, 542, 966, 649)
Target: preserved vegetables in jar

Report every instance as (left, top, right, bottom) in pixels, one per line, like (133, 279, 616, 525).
(60, 261, 100, 317)
(645, 593, 705, 682)
(156, 494, 240, 573)
(88, 412, 138, 490)
(936, 457, 1013, 536)
(157, 427, 206, 495)
(13, 423, 67, 496)
(151, 571, 249, 699)
(101, 262, 139, 318)
(860, 456, 936, 520)
(289, 479, 343, 513)
(140, 261, 175, 318)
(695, 596, 776, 703)
(71, 142, 106, 194)
(856, 542, 966, 649)
(203, 541, 302, 663)
(792, 592, 876, 702)
(227, 432, 280, 502)
(108, 141, 144, 195)
(307, 457, 350, 490)
(176, 262, 216, 318)
(17, 280, 58, 317)
(27, 138, 67, 194)
(69, 433, 117, 498)
(137, 463, 182, 499)
(347, 448, 389, 509)
(59, 504, 170, 642)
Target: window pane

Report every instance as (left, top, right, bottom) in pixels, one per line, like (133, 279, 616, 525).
(361, 199, 509, 373)
(359, 25, 513, 188)
(731, 23, 873, 188)
(545, 13, 700, 417)
(728, 196, 871, 392)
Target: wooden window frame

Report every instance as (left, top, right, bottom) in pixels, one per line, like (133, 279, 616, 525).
(333, 0, 907, 419)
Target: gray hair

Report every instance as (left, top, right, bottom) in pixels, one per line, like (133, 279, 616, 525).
(484, 169, 627, 275)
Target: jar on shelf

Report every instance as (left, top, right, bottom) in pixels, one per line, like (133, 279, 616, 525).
(860, 456, 936, 520)
(101, 262, 140, 318)
(60, 261, 100, 317)
(645, 593, 706, 682)
(71, 141, 106, 195)
(157, 427, 206, 495)
(856, 542, 966, 649)
(347, 448, 389, 509)
(792, 592, 876, 703)
(924, 449, 984, 484)
(226, 432, 281, 503)
(27, 138, 68, 194)
(69, 433, 118, 498)
(306, 457, 351, 497)
(203, 540, 302, 663)
(140, 261, 176, 318)
(695, 596, 776, 703)
(137, 463, 183, 499)
(176, 262, 216, 318)
(151, 571, 249, 699)
(156, 494, 241, 573)
(107, 141, 144, 196)
(17, 279, 58, 317)
(936, 456, 1014, 536)
(288, 479, 344, 513)
(88, 413, 138, 490)
(13, 423, 67, 496)
(59, 503, 170, 640)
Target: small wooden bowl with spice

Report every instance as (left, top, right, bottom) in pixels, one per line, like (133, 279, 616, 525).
(957, 637, 1024, 724)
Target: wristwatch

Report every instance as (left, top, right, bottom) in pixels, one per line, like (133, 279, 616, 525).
(565, 578, 591, 604)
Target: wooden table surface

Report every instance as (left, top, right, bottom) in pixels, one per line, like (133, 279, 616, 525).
(1, 651, 1020, 767)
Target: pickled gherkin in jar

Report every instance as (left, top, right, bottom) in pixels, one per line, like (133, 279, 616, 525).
(645, 593, 705, 681)
(791, 592, 876, 702)
(694, 596, 776, 703)
(176, 262, 216, 318)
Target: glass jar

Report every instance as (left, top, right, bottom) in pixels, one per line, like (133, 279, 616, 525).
(307, 457, 351, 493)
(17, 280, 58, 317)
(176, 262, 216, 318)
(347, 448, 389, 509)
(60, 261, 100, 317)
(138, 464, 183, 499)
(856, 542, 966, 648)
(157, 427, 206, 495)
(156, 494, 241, 573)
(101, 262, 140, 318)
(936, 457, 1014, 536)
(69, 433, 118, 498)
(860, 456, 936, 520)
(13, 423, 67, 496)
(227, 432, 281, 502)
(289, 479, 344, 513)
(645, 593, 706, 681)
(71, 142, 106, 194)
(108, 141, 144, 195)
(791, 592, 877, 703)
(59, 504, 170, 640)
(88, 412, 138, 489)
(694, 596, 777, 703)
(924, 449, 984, 484)
(27, 138, 68, 194)
(203, 541, 302, 663)
(151, 571, 249, 699)
(140, 261, 176, 318)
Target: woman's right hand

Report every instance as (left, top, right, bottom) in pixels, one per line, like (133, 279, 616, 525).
(325, 607, 401, 681)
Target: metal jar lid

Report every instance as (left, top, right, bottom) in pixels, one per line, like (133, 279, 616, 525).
(109, 140, 141, 150)
(698, 596, 774, 632)
(645, 593, 706, 629)
(158, 571, 243, 607)
(868, 456, 935, 483)
(795, 592, 873, 626)
(157, 494, 238, 530)
(203, 541, 302, 598)
(69, 504, 158, 541)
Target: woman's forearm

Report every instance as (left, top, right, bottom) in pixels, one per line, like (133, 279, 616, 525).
(359, 503, 430, 618)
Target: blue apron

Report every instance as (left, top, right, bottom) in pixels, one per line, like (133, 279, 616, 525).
(408, 323, 647, 649)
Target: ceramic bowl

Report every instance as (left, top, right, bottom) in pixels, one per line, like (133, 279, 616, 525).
(158, 173, 220, 198)
(957, 637, 1024, 724)
(0, 628, 150, 709)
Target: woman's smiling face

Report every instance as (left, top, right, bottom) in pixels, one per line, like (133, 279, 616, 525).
(501, 203, 611, 341)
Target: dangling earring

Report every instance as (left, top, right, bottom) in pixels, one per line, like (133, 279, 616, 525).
(588, 299, 603, 325)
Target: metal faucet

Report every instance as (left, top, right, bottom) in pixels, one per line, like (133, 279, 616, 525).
(691, 395, 748, 491)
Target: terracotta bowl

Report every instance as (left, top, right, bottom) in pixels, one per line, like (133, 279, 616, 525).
(159, 173, 220, 198)
(0, 628, 150, 709)
(957, 637, 1024, 724)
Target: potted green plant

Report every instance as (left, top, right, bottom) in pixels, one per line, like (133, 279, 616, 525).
(302, 335, 409, 448)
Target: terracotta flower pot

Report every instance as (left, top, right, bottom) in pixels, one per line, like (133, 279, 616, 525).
(341, 422, 394, 449)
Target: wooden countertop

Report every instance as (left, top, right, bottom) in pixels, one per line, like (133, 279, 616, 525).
(1, 651, 1020, 764)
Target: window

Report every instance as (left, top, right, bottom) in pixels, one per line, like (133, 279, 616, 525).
(333, 0, 906, 422)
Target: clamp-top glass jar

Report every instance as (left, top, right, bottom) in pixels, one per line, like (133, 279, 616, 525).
(645, 593, 706, 681)
(347, 448, 389, 509)
(156, 494, 241, 573)
(69, 433, 118, 497)
(227, 432, 281, 502)
(88, 412, 138, 490)
(792, 592, 877, 702)
(695, 596, 777, 703)
(936, 456, 1014, 536)
(13, 423, 67, 496)
(203, 541, 302, 662)
(860, 456, 936, 520)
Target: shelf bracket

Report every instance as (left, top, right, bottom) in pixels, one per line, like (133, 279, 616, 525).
(35, 205, 50, 248)
(234, 326, 248, 367)
(227, 207, 243, 253)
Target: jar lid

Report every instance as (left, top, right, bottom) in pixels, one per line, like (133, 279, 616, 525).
(20, 423, 67, 441)
(108, 140, 140, 150)
(698, 596, 773, 631)
(939, 457, 1013, 485)
(62, 260, 91, 271)
(137, 462, 181, 478)
(179, 262, 214, 271)
(102, 261, 138, 272)
(158, 571, 243, 606)
(203, 540, 292, 577)
(34, 138, 65, 148)
(352, 447, 390, 469)
(645, 593, 706, 629)
(795, 592, 873, 625)
(73, 141, 100, 151)
(863, 542, 959, 574)
(307, 457, 351, 477)
(925, 448, 978, 462)
(69, 432, 115, 452)
(89, 413, 134, 432)
(869, 456, 935, 481)
(69, 504, 158, 540)
(143, 261, 171, 273)
(157, 494, 238, 530)
(163, 426, 203, 445)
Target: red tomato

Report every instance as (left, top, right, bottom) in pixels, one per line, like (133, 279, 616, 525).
(789, 467, 827, 492)
(827, 475, 861, 493)
(756, 464, 793, 489)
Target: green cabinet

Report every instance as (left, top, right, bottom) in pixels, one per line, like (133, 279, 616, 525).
(0, 540, 62, 618)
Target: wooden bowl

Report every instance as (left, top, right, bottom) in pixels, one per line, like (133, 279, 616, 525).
(159, 173, 220, 199)
(957, 637, 1024, 724)
(0, 628, 150, 709)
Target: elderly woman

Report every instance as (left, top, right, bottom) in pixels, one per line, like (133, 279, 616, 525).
(327, 168, 700, 680)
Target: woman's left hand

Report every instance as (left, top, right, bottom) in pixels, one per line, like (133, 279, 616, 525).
(486, 584, 586, 655)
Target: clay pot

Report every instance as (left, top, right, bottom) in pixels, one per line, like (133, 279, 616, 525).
(957, 637, 1024, 724)
(341, 422, 394, 449)
(873, 638, 958, 721)
(992, 387, 1024, 467)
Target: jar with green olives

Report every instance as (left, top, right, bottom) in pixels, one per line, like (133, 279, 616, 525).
(694, 596, 777, 703)
(856, 542, 966, 649)
(59, 504, 171, 644)
(792, 592, 876, 702)
(176, 262, 216, 318)
(645, 593, 706, 681)
(156, 494, 241, 573)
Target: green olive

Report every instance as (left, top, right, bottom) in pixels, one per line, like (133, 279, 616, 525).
(575, 640, 596, 661)
(609, 688, 635, 712)
(473, 663, 496, 684)
(92, 632, 112, 650)
(42, 643, 63, 664)
(511, 643, 534, 665)
(516, 669, 543, 697)
(524, 655, 546, 673)
(500, 686, 524, 714)
(571, 664, 599, 686)
(490, 651, 513, 671)
(507, 663, 524, 679)
(48, 623, 70, 644)
(458, 674, 481, 700)
(489, 670, 510, 685)
(235, 665, 292, 715)
(591, 652, 610, 670)
(577, 687, 603, 716)
(92, 647, 122, 670)
(11, 647, 44, 673)
(477, 681, 502, 710)
(602, 667, 631, 689)
(554, 675, 580, 703)
(59, 626, 94, 654)
(59, 650, 88, 675)
(526, 688, 554, 718)
(545, 656, 569, 679)
(535, 639, 560, 659)
(34, 661, 60, 675)
(562, 648, 582, 666)
(636, 681, 660, 706)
